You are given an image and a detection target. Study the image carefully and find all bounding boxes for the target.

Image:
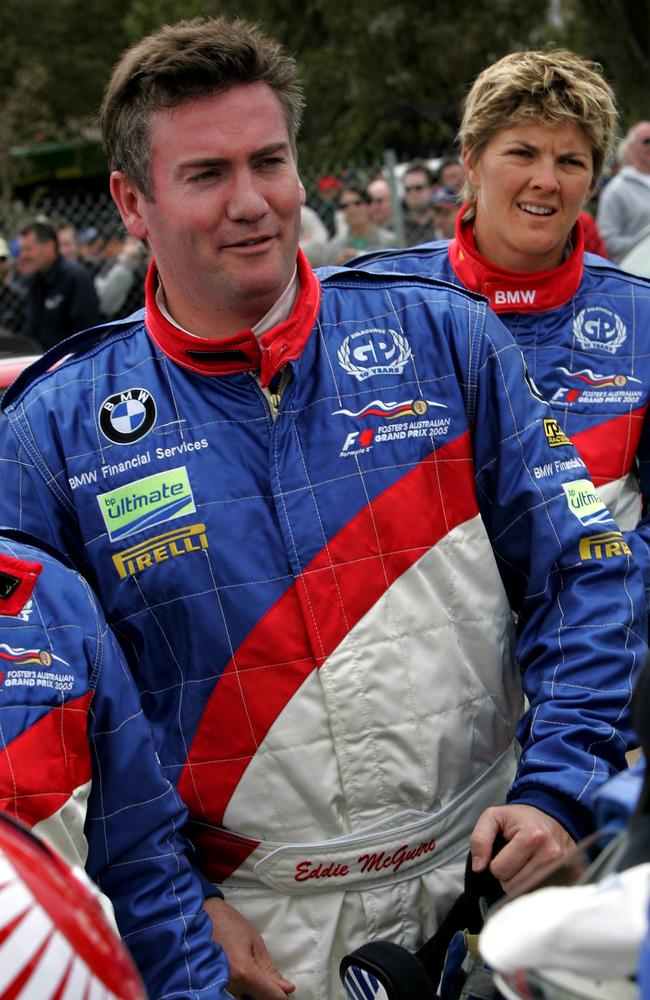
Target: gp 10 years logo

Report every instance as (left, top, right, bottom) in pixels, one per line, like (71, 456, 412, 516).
(338, 328, 412, 382)
(99, 388, 157, 445)
(573, 308, 627, 354)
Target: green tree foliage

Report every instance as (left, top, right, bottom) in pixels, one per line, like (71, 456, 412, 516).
(5, 0, 642, 184)
(559, 0, 650, 133)
(219, 0, 553, 169)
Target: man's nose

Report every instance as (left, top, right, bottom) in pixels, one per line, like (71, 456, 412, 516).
(225, 170, 268, 221)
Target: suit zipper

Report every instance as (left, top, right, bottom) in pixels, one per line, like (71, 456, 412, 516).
(270, 366, 291, 415)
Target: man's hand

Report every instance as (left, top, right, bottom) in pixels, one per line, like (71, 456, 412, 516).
(203, 896, 295, 1000)
(470, 803, 576, 895)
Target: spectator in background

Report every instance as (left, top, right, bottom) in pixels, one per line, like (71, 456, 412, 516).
(299, 204, 329, 266)
(437, 156, 465, 194)
(597, 121, 650, 261)
(76, 225, 106, 277)
(402, 160, 437, 245)
(431, 186, 459, 239)
(17, 219, 99, 349)
(324, 182, 394, 263)
(309, 174, 342, 236)
(579, 210, 608, 257)
(367, 175, 394, 230)
(94, 225, 147, 319)
(57, 222, 81, 263)
(0, 236, 26, 337)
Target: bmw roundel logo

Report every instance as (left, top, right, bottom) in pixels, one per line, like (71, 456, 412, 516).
(99, 388, 157, 444)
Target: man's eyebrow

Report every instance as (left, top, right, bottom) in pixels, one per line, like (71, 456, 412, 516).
(251, 141, 292, 158)
(176, 141, 291, 174)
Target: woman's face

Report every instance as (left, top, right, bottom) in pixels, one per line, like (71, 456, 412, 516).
(463, 121, 594, 273)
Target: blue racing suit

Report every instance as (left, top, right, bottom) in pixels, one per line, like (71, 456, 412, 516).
(0, 251, 645, 998)
(351, 212, 650, 602)
(0, 529, 229, 1000)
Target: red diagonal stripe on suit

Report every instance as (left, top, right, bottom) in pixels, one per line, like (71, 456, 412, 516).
(572, 408, 646, 486)
(0, 693, 92, 826)
(181, 431, 477, 881)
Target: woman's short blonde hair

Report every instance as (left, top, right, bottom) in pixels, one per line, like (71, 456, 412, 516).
(459, 49, 617, 219)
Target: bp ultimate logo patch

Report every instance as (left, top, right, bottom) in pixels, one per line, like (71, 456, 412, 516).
(99, 387, 157, 444)
(97, 466, 196, 542)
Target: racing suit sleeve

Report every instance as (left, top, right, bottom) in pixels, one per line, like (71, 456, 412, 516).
(625, 412, 650, 607)
(0, 544, 230, 1000)
(0, 407, 87, 568)
(469, 312, 647, 841)
(85, 613, 230, 999)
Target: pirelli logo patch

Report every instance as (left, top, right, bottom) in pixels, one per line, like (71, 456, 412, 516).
(112, 523, 208, 579)
(543, 418, 572, 448)
(579, 531, 631, 561)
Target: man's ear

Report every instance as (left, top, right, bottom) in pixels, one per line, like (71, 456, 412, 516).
(298, 179, 307, 205)
(109, 171, 149, 241)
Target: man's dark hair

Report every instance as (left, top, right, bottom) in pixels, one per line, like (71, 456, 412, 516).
(20, 220, 58, 246)
(100, 15, 305, 201)
(337, 183, 371, 206)
(404, 160, 434, 186)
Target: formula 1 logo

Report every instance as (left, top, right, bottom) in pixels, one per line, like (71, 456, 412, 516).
(338, 329, 412, 381)
(99, 388, 157, 445)
(573, 308, 627, 354)
(340, 429, 375, 457)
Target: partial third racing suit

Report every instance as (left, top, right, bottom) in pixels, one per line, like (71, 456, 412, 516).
(0, 251, 645, 998)
(0, 530, 229, 999)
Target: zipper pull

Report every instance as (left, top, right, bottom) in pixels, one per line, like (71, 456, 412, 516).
(270, 366, 290, 414)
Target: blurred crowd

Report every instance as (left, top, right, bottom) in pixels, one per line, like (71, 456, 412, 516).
(300, 157, 465, 266)
(4, 121, 650, 355)
(0, 216, 149, 352)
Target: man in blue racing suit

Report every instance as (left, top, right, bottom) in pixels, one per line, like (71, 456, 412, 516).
(0, 19, 645, 1000)
(0, 529, 229, 999)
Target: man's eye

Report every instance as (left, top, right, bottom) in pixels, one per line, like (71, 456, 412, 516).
(190, 170, 219, 182)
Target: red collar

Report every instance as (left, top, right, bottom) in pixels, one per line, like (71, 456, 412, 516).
(448, 206, 584, 312)
(143, 249, 321, 385)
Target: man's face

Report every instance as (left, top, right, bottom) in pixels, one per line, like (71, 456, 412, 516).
(629, 123, 650, 174)
(367, 180, 392, 225)
(111, 83, 303, 337)
(17, 232, 57, 276)
(439, 162, 465, 193)
(57, 227, 78, 261)
(403, 170, 432, 212)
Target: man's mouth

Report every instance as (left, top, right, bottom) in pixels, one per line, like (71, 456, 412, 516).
(518, 203, 555, 216)
(225, 235, 275, 248)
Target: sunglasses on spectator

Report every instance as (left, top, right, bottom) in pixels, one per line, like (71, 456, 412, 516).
(340, 199, 364, 208)
(404, 183, 427, 192)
